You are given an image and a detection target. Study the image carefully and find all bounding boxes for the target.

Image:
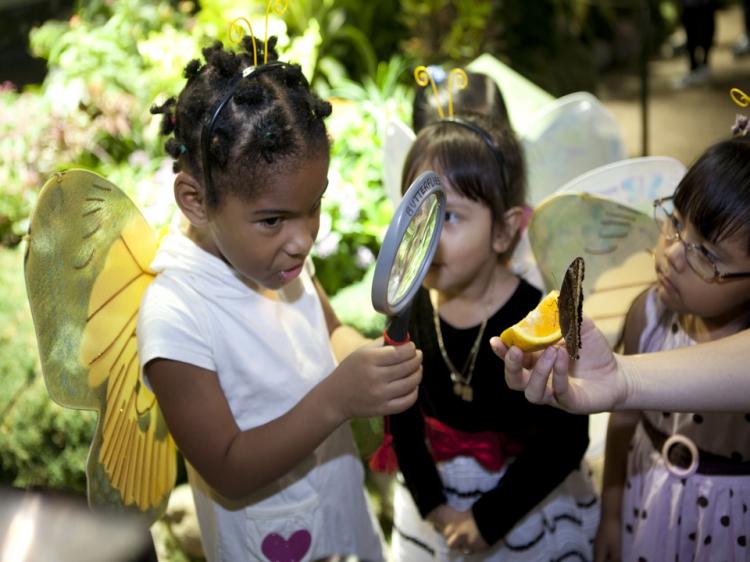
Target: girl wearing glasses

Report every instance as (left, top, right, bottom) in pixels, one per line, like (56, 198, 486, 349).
(593, 135, 750, 562)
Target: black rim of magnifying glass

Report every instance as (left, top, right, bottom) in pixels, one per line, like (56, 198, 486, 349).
(371, 170, 445, 341)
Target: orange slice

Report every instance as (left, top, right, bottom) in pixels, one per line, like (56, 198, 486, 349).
(500, 290, 562, 351)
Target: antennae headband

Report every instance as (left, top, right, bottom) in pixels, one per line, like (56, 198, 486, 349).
(439, 117, 506, 173)
(200, 61, 286, 194)
(730, 87, 750, 137)
(425, 117, 510, 206)
(414, 65, 468, 120)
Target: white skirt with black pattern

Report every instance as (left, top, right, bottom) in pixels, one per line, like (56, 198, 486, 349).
(390, 456, 599, 562)
(622, 423, 750, 562)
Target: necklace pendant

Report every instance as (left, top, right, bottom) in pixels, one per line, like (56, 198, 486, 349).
(451, 379, 474, 402)
(453, 381, 463, 397)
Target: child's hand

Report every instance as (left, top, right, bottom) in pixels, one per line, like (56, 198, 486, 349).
(326, 340, 422, 419)
(426, 504, 463, 533)
(442, 509, 489, 555)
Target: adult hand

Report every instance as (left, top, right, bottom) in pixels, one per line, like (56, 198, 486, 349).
(489, 316, 628, 414)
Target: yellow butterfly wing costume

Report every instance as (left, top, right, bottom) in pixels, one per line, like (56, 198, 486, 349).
(24, 169, 177, 521)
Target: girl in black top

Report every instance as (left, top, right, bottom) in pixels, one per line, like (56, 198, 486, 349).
(384, 111, 599, 561)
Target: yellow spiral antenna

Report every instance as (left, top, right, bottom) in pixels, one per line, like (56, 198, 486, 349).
(228, 1, 288, 66)
(228, 17, 258, 67)
(730, 87, 750, 108)
(414, 65, 445, 119)
(264, 0, 289, 64)
(447, 68, 468, 118)
(414, 65, 469, 119)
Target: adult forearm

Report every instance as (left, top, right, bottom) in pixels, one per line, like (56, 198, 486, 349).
(623, 331, 750, 411)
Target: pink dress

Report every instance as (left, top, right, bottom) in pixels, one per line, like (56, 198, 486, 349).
(622, 288, 750, 562)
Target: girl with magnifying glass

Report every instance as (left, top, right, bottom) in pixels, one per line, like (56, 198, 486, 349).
(139, 39, 422, 562)
(386, 111, 599, 561)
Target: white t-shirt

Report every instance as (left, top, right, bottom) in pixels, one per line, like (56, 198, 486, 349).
(137, 233, 384, 562)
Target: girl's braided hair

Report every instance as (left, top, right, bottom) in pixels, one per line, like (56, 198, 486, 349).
(150, 36, 332, 208)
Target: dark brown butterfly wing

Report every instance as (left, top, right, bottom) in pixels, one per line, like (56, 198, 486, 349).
(558, 257, 585, 359)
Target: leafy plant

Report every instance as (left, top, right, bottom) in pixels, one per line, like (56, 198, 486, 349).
(283, 0, 407, 88)
(399, 0, 493, 65)
(312, 56, 413, 295)
(0, 0, 196, 243)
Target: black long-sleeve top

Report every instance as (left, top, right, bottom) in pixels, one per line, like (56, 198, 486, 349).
(389, 281, 590, 545)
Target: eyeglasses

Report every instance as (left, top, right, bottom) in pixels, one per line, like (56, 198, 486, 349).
(653, 196, 750, 282)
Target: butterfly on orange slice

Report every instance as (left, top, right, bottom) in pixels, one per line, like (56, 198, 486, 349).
(500, 256, 585, 358)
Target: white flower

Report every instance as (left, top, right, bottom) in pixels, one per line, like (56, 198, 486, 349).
(355, 246, 375, 269)
(315, 231, 341, 258)
(318, 211, 332, 240)
(339, 190, 361, 221)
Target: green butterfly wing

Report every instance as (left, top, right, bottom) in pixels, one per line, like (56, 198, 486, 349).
(24, 169, 176, 522)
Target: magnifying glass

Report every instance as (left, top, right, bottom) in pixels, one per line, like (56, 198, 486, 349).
(372, 170, 446, 345)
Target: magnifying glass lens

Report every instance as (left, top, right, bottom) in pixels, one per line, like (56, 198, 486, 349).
(387, 192, 442, 306)
(371, 170, 445, 344)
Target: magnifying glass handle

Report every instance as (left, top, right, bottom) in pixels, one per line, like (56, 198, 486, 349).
(384, 313, 410, 346)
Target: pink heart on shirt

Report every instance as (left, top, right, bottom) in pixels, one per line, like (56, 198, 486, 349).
(261, 530, 312, 562)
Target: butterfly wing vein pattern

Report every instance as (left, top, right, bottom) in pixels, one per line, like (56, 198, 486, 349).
(79, 201, 176, 512)
(25, 169, 176, 518)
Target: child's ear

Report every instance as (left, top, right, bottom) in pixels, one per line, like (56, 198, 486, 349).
(492, 206, 525, 254)
(174, 172, 209, 226)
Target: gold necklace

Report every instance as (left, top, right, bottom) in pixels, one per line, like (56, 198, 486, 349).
(432, 297, 489, 402)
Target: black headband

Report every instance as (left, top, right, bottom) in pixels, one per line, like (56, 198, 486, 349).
(427, 117, 510, 201)
(439, 118, 504, 168)
(200, 61, 287, 194)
